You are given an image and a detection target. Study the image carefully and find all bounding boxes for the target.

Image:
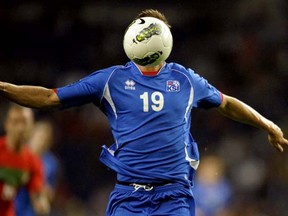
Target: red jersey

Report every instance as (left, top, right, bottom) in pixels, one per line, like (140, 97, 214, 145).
(0, 136, 44, 216)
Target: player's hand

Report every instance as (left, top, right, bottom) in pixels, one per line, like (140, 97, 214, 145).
(267, 124, 288, 152)
(32, 193, 51, 216)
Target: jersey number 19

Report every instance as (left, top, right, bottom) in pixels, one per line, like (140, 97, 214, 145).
(140, 91, 164, 112)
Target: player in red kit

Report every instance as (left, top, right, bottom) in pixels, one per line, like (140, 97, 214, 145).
(0, 104, 50, 216)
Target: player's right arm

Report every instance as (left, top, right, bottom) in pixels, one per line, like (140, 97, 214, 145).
(216, 94, 288, 152)
(0, 81, 61, 109)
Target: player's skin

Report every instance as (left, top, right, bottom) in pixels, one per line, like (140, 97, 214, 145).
(0, 65, 287, 153)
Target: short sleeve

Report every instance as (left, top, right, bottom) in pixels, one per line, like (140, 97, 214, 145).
(190, 69, 222, 109)
(56, 69, 112, 108)
(27, 155, 44, 194)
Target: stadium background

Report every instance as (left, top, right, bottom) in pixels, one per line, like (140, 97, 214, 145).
(0, 0, 288, 215)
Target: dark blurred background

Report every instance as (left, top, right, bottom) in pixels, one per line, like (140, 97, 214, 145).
(0, 1, 288, 215)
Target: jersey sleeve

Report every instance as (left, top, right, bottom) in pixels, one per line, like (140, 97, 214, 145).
(189, 69, 223, 109)
(56, 69, 112, 108)
(27, 154, 44, 194)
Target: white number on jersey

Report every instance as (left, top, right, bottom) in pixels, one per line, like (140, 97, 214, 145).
(140, 91, 164, 112)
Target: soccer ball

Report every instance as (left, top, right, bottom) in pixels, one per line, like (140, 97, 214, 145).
(123, 17, 173, 66)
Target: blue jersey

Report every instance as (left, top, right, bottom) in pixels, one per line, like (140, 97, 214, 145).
(57, 61, 222, 186)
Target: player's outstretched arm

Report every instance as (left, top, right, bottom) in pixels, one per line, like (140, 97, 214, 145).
(216, 94, 288, 152)
(0, 81, 61, 109)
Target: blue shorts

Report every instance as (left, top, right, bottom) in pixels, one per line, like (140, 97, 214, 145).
(106, 183, 195, 216)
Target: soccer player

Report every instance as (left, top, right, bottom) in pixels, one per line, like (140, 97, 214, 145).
(0, 9, 287, 216)
(15, 120, 59, 216)
(0, 105, 50, 216)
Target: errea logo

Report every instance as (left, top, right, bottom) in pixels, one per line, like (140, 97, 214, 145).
(125, 80, 136, 90)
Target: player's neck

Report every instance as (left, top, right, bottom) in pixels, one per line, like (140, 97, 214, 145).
(6, 136, 23, 153)
(137, 62, 164, 75)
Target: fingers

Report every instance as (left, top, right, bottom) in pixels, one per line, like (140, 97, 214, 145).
(275, 144, 284, 152)
(283, 138, 288, 146)
(268, 134, 288, 152)
(273, 137, 288, 152)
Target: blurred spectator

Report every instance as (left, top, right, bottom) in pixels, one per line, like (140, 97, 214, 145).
(194, 155, 233, 216)
(0, 104, 49, 216)
(15, 120, 59, 216)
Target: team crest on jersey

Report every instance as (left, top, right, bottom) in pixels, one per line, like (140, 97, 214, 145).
(125, 79, 136, 90)
(166, 80, 180, 92)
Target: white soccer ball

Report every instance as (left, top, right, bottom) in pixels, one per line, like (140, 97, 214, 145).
(123, 17, 173, 66)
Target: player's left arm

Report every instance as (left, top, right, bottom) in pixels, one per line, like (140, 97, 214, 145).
(216, 94, 288, 152)
(0, 81, 61, 109)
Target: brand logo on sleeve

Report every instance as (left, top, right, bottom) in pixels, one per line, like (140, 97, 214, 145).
(125, 80, 136, 90)
(166, 80, 180, 92)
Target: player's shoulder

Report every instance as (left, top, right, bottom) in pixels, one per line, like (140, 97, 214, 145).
(21, 145, 39, 160)
(27, 151, 43, 170)
(166, 62, 198, 79)
(166, 62, 195, 74)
